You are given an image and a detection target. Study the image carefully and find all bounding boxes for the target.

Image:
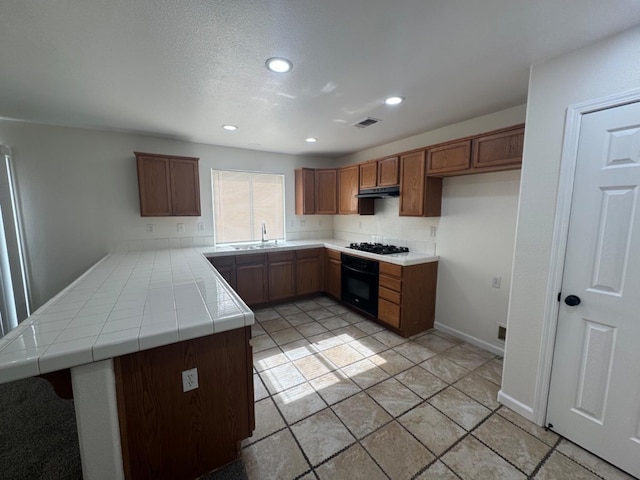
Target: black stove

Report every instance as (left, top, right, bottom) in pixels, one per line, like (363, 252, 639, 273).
(348, 242, 409, 255)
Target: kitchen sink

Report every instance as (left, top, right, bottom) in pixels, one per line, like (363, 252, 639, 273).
(230, 241, 282, 250)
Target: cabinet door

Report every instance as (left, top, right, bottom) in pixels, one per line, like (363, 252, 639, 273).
(136, 155, 172, 216)
(399, 151, 426, 216)
(426, 140, 471, 175)
(235, 255, 267, 306)
(324, 250, 341, 299)
(295, 168, 315, 215)
(472, 127, 524, 169)
(170, 158, 201, 216)
(208, 256, 237, 290)
(315, 169, 337, 214)
(296, 249, 323, 296)
(268, 258, 295, 302)
(359, 162, 378, 189)
(377, 156, 399, 186)
(338, 165, 359, 215)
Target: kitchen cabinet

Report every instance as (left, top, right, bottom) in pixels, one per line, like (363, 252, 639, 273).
(426, 140, 472, 175)
(135, 151, 200, 217)
(377, 156, 400, 186)
(339, 165, 374, 215)
(295, 168, 315, 215)
(235, 254, 268, 306)
(296, 248, 324, 296)
(378, 260, 438, 337)
(399, 150, 442, 217)
(472, 126, 525, 170)
(315, 169, 338, 214)
(359, 161, 378, 189)
(208, 256, 236, 290)
(325, 249, 341, 300)
(268, 252, 296, 301)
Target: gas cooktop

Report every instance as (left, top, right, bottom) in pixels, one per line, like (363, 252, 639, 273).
(348, 242, 409, 255)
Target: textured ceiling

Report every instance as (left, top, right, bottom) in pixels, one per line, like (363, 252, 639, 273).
(1, 1, 640, 158)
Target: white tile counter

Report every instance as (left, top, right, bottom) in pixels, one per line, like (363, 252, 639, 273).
(0, 247, 252, 384)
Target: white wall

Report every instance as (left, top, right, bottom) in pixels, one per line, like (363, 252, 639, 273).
(502, 25, 640, 419)
(337, 105, 526, 352)
(0, 120, 335, 309)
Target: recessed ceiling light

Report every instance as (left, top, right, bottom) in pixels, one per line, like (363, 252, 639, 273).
(222, 124, 238, 131)
(266, 57, 293, 73)
(385, 96, 404, 105)
(305, 137, 318, 143)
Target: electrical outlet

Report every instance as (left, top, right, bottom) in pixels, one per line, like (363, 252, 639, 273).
(197, 222, 204, 232)
(147, 224, 154, 233)
(491, 276, 502, 288)
(289, 219, 296, 228)
(182, 368, 198, 392)
(430, 226, 437, 237)
(300, 219, 306, 227)
(177, 223, 185, 233)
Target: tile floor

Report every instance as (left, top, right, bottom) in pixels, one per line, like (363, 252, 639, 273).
(242, 296, 635, 480)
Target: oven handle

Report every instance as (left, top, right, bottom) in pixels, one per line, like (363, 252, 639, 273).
(341, 264, 378, 278)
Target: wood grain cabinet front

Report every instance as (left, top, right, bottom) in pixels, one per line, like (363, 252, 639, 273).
(315, 169, 338, 214)
(324, 249, 341, 300)
(268, 252, 296, 302)
(235, 254, 268, 306)
(295, 168, 315, 215)
(399, 151, 442, 217)
(296, 248, 324, 296)
(426, 140, 472, 175)
(339, 165, 374, 215)
(472, 126, 525, 170)
(135, 152, 200, 217)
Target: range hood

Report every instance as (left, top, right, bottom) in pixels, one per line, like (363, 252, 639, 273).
(355, 186, 400, 198)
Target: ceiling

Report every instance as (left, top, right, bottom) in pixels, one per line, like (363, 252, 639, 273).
(1, 1, 640, 158)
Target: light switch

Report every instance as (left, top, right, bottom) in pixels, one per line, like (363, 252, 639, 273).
(177, 223, 185, 233)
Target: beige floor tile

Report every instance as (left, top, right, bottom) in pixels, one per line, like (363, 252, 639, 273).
(283, 311, 314, 327)
(273, 381, 327, 424)
(399, 402, 466, 455)
(290, 408, 355, 466)
(260, 317, 292, 333)
(366, 377, 422, 417)
(307, 308, 334, 321)
(369, 350, 414, 375)
(247, 397, 286, 442)
(441, 344, 492, 370)
(326, 304, 349, 315)
(393, 341, 438, 363)
(251, 323, 266, 337)
(321, 343, 365, 368)
(534, 451, 600, 480)
(430, 330, 464, 344)
(353, 319, 385, 333)
(362, 421, 435, 480)
(309, 370, 362, 404)
(296, 321, 329, 338)
(315, 296, 339, 307)
(320, 316, 350, 330)
(251, 334, 277, 353)
(260, 363, 306, 394)
(460, 341, 496, 359)
(429, 387, 491, 430)
(269, 326, 304, 346)
(473, 414, 551, 474)
(243, 429, 309, 480)
(333, 324, 367, 342)
(280, 338, 316, 361)
(395, 365, 448, 399)
(496, 407, 560, 446)
(441, 436, 526, 480)
(420, 355, 470, 383)
(414, 333, 456, 353)
(415, 460, 459, 479)
(295, 299, 323, 311)
(294, 353, 337, 380)
(340, 311, 372, 325)
(373, 329, 409, 348)
(348, 336, 387, 357)
(308, 331, 345, 351)
(274, 304, 303, 316)
(253, 373, 269, 401)
(555, 440, 636, 480)
(332, 391, 392, 439)
(253, 308, 280, 322)
(315, 444, 387, 480)
(253, 347, 288, 372)
(296, 473, 315, 480)
(454, 373, 500, 409)
(340, 358, 390, 389)
(475, 357, 503, 385)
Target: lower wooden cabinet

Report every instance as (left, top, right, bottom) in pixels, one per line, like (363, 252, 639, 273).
(325, 249, 341, 300)
(208, 256, 236, 290)
(235, 254, 268, 306)
(268, 252, 296, 302)
(296, 248, 323, 296)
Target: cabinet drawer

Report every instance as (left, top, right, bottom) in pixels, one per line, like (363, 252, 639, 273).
(235, 254, 266, 266)
(378, 299, 400, 328)
(268, 251, 294, 262)
(326, 249, 341, 261)
(379, 274, 401, 292)
(380, 262, 402, 278)
(296, 248, 322, 259)
(379, 286, 401, 304)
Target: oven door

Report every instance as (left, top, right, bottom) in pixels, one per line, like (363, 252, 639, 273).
(341, 263, 379, 317)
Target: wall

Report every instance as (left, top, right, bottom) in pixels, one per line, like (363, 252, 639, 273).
(0, 120, 335, 309)
(501, 25, 640, 420)
(336, 105, 526, 352)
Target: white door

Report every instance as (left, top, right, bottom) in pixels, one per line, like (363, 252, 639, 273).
(547, 101, 640, 477)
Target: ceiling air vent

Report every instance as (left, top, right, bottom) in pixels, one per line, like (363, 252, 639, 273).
(354, 117, 381, 128)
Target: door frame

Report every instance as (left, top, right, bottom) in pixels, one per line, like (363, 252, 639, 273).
(533, 87, 640, 426)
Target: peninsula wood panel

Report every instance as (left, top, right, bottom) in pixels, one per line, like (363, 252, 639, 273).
(114, 327, 254, 480)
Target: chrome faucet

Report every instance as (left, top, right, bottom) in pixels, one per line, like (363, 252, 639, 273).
(261, 222, 268, 242)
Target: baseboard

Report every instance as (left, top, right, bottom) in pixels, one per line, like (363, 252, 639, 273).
(433, 322, 504, 357)
(497, 390, 536, 423)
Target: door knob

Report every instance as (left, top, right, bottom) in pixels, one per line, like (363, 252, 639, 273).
(564, 295, 581, 307)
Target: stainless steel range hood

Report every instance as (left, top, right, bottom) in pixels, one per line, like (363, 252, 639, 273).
(355, 186, 400, 198)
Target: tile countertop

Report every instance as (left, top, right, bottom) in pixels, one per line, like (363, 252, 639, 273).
(0, 248, 253, 384)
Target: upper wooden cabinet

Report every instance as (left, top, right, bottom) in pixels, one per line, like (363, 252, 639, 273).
(359, 156, 399, 190)
(339, 165, 374, 215)
(135, 152, 200, 217)
(472, 126, 525, 170)
(315, 169, 338, 215)
(426, 140, 471, 175)
(295, 168, 315, 215)
(399, 151, 442, 217)
(359, 161, 378, 189)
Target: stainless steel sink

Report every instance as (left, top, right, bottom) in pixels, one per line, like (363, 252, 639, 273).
(230, 241, 281, 250)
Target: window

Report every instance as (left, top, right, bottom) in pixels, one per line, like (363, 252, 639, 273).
(212, 170, 285, 244)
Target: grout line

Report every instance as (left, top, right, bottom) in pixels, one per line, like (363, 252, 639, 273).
(527, 436, 563, 479)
